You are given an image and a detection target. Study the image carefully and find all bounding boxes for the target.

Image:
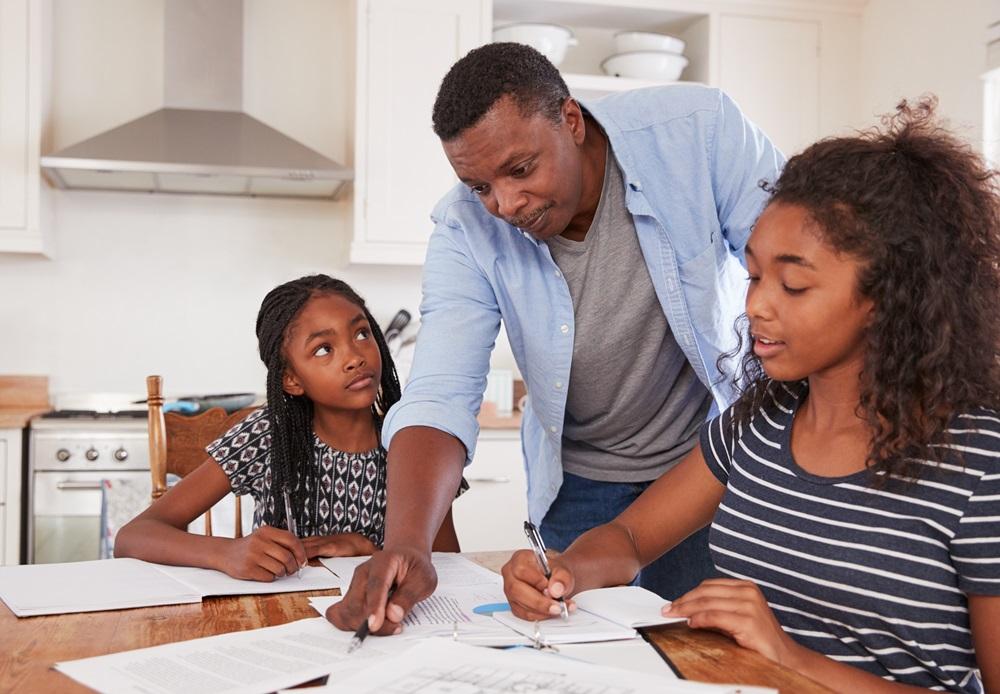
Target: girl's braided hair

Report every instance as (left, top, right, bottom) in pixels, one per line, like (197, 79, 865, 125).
(255, 274, 401, 525)
(724, 97, 1000, 480)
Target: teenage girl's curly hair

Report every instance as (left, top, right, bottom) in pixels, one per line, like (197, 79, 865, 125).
(726, 97, 1000, 479)
(255, 274, 400, 527)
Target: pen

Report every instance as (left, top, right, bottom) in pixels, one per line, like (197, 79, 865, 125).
(346, 585, 396, 654)
(523, 520, 569, 620)
(282, 489, 303, 579)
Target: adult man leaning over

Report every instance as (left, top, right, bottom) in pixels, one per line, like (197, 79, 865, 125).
(328, 42, 783, 635)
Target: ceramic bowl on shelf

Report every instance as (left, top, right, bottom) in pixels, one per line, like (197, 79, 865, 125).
(601, 51, 689, 81)
(613, 31, 685, 55)
(492, 23, 577, 66)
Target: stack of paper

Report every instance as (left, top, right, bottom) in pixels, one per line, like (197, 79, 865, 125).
(0, 558, 340, 617)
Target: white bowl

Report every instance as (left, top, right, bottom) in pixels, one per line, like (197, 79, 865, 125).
(614, 31, 685, 55)
(492, 23, 577, 67)
(601, 51, 689, 81)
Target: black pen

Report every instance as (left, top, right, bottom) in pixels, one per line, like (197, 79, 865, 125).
(282, 489, 303, 579)
(523, 521, 569, 620)
(346, 585, 396, 654)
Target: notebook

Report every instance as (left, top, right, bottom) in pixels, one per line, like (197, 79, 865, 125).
(492, 585, 686, 644)
(0, 558, 340, 617)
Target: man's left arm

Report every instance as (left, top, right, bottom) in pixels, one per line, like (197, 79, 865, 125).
(710, 90, 785, 259)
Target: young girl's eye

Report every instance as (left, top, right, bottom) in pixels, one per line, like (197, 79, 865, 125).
(356, 328, 370, 341)
(313, 344, 331, 357)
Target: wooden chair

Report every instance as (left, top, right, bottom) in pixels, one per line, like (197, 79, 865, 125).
(146, 375, 256, 537)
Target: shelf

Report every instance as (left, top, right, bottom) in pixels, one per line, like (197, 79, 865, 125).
(564, 72, 679, 98)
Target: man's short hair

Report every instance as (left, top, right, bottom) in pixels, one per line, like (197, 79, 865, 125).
(432, 42, 570, 141)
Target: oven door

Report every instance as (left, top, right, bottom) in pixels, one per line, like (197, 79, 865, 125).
(31, 471, 151, 564)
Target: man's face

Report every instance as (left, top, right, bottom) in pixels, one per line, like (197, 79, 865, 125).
(442, 95, 587, 241)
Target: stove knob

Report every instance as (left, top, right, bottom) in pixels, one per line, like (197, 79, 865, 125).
(56, 449, 71, 462)
(113, 448, 129, 462)
(85, 448, 99, 461)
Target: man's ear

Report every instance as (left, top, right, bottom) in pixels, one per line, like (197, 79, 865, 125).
(282, 369, 305, 397)
(562, 97, 586, 145)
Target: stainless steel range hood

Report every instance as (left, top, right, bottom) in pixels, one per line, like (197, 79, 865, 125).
(40, 0, 352, 200)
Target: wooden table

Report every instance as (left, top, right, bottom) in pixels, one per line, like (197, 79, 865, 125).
(0, 552, 832, 693)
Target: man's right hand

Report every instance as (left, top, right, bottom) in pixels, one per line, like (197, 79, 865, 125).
(325, 547, 438, 634)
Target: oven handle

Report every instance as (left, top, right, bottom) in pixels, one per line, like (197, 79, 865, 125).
(55, 480, 105, 491)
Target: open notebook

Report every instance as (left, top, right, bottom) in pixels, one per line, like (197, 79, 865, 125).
(0, 558, 340, 617)
(493, 585, 686, 644)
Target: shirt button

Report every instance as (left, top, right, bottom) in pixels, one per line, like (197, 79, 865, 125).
(554, 269, 562, 278)
(560, 324, 569, 334)
(554, 381, 563, 389)
(549, 425, 558, 433)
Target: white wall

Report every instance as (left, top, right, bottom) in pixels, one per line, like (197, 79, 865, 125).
(858, 0, 991, 148)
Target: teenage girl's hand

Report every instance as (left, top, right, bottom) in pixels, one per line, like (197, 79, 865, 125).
(501, 548, 578, 621)
(663, 579, 803, 665)
(325, 548, 437, 635)
(218, 525, 307, 582)
(301, 533, 377, 559)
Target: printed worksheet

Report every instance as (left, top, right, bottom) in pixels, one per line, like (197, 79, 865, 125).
(326, 638, 773, 694)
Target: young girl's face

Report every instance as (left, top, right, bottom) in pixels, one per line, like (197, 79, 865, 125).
(280, 293, 383, 412)
(745, 202, 873, 383)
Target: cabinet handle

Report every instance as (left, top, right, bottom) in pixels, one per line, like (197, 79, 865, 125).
(56, 481, 104, 491)
(467, 476, 511, 484)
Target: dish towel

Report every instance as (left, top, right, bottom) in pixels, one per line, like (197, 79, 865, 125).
(99, 476, 154, 559)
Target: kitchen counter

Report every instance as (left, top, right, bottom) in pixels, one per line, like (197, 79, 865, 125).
(0, 407, 50, 428)
(0, 375, 50, 427)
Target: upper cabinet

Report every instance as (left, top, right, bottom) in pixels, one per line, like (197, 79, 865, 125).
(350, 0, 490, 265)
(350, 0, 862, 266)
(0, 0, 50, 256)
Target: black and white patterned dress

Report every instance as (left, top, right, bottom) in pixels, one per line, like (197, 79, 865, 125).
(206, 407, 388, 546)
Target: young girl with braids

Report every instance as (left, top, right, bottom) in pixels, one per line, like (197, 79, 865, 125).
(116, 274, 461, 581)
(503, 99, 1000, 692)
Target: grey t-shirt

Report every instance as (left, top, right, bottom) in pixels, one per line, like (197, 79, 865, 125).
(545, 147, 711, 482)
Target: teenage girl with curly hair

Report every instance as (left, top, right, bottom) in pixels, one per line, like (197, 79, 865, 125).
(502, 99, 1000, 692)
(117, 274, 462, 581)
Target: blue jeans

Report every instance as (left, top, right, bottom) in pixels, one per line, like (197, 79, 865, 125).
(540, 471, 715, 600)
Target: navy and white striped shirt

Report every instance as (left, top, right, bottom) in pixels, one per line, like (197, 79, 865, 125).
(700, 382, 1000, 692)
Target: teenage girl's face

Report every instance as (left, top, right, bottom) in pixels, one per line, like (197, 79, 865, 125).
(281, 293, 382, 412)
(745, 202, 874, 382)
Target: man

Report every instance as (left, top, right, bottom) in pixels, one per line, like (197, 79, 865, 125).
(328, 42, 782, 635)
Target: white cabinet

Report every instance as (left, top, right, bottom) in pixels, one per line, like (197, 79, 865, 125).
(0, 428, 23, 565)
(350, 0, 490, 265)
(453, 429, 527, 553)
(0, 0, 49, 255)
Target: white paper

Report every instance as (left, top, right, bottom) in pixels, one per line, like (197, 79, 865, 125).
(327, 637, 764, 694)
(0, 558, 340, 617)
(493, 606, 639, 644)
(55, 617, 416, 694)
(317, 555, 369, 587)
(316, 554, 529, 646)
(574, 585, 687, 628)
(557, 639, 680, 679)
(159, 564, 340, 597)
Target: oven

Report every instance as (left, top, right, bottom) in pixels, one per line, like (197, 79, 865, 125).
(28, 411, 150, 564)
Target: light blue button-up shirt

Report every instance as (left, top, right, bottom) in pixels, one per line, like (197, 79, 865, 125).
(383, 84, 784, 524)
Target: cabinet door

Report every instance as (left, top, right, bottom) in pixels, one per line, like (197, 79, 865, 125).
(352, 0, 488, 265)
(453, 432, 528, 553)
(718, 14, 820, 157)
(0, 0, 46, 254)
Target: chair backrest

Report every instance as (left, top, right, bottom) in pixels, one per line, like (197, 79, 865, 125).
(146, 375, 256, 538)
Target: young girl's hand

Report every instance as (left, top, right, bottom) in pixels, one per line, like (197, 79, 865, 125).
(501, 548, 577, 621)
(302, 533, 377, 558)
(220, 525, 307, 582)
(664, 578, 803, 665)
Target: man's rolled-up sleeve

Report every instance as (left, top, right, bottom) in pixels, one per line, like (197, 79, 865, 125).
(382, 212, 501, 465)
